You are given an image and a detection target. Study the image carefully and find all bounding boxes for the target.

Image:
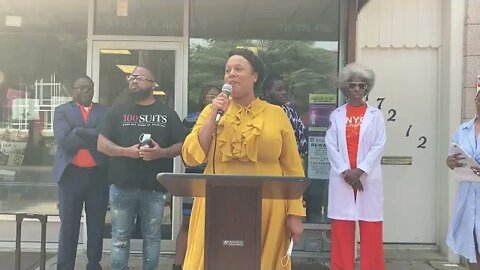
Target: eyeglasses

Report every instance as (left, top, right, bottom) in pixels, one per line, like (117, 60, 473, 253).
(347, 82, 368, 91)
(126, 75, 154, 83)
(73, 86, 93, 92)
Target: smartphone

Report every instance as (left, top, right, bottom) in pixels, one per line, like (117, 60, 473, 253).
(139, 133, 154, 148)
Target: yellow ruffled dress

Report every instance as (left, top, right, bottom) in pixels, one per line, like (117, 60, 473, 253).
(181, 98, 305, 270)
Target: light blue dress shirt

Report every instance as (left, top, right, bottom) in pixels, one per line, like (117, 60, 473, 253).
(447, 119, 480, 263)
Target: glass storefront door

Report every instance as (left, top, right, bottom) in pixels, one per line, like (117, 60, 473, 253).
(90, 40, 184, 252)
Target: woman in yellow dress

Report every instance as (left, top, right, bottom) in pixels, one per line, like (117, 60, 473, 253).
(181, 48, 305, 270)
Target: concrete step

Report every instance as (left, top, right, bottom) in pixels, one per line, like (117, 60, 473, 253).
(0, 245, 466, 270)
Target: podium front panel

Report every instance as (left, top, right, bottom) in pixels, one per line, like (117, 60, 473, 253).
(205, 185, 261, 270)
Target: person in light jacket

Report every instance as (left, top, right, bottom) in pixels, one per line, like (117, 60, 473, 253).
(325, 63, 386, 270)
(445, 89, 480, 270)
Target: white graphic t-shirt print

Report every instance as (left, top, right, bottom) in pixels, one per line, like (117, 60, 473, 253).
(346, 115, 364, 140)
(122, 114, 168, 127)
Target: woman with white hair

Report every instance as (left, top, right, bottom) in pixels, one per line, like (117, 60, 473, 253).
(325, 63, 386, 270)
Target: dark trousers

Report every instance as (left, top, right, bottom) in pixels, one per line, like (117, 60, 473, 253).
(57, 165, 109, 270)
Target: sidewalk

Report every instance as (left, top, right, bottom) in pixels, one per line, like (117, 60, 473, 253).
(36, 247, 467, 270)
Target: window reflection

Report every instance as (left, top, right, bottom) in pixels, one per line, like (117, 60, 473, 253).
(1, 75, 72, 166)
(0, 1, 87, 212)
(187, 39, 338, 116)
(0, 40, 86, 168)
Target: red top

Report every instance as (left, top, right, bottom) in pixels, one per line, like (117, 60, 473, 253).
(71, 103, 97, 168)
(345, 103, 367, 169)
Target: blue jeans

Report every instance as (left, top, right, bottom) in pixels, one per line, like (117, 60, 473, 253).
(109, 184, 166, 270)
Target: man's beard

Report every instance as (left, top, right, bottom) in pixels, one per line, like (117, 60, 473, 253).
(129, 89, 153, 101)
(76, 95, 93, 107)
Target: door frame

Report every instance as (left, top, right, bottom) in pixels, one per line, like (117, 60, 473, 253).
(87, 39, 186, 253)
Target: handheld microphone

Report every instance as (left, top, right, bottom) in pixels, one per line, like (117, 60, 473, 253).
(215, 83, 233, 124)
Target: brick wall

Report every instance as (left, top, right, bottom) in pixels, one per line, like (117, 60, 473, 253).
(463, 0, 480, 120)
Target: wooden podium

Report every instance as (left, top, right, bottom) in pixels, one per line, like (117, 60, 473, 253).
(157, 173, 310, 270)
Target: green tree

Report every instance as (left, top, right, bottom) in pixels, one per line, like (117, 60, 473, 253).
(188, 39, 338, 114)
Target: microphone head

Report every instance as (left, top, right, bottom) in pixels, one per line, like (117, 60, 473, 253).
(222, 83, 233, 96)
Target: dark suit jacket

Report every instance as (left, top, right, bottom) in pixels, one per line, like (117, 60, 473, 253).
(52, 101, 108, 183)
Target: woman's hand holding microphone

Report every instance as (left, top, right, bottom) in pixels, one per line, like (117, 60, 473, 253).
(210, 84, 232, 124)
(198, 83, 233, 154)
(211, 92, 230, 120)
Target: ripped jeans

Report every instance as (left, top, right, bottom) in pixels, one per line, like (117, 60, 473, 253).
(109, 184, 166, 270)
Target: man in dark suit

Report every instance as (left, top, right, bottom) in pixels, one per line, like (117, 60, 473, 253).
(53, 76, 109, 270)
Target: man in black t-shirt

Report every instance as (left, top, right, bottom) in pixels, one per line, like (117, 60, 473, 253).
(98, 66, 187, 270)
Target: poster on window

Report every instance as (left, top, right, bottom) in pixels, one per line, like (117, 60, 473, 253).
(0, 141, 27, 166)
(0, 169, 16, 181)
(308, 94, 336, 132)
(1, 141, 27, 154)
(307, 136, 330, 179)
(11, 98, 40, 120)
